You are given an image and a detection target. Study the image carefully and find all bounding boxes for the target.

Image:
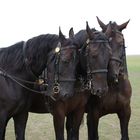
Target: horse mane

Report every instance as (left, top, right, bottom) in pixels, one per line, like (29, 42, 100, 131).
(0, 34, 59, 73)
(74, 30, 88, 80)
(0, 41, 24, 72)
(74, 30, 88, 47)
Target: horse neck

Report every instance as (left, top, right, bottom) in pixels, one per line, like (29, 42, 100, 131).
(76, 54, 87, 79)
(0, 42, 25, 73)
(25, 34, 58, 77)
(73, 30, 87, 78)
(75, 30, 88, 47)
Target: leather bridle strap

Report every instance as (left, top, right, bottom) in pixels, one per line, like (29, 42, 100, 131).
(90, 40, 109, 43)
(111, 57, 122, 63)
(59, 79, 76, 82)
(89, 69, 108, 74)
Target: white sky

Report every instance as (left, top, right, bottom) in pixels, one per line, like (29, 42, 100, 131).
(0, 0, 139, 55)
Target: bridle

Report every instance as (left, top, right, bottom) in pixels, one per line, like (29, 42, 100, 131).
(109, 30, 125, 69)
(85, 38, 110, 92)
(51, 42, 77, 95)
(0, 42, 50, 96)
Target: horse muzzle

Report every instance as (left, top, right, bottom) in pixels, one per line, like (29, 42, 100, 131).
(91, 87, 108, 98)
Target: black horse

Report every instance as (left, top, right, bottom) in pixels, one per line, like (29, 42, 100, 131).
(86, 17, 132, 140)
(65, 22, 113, 140)
(0, 29, 76, 140)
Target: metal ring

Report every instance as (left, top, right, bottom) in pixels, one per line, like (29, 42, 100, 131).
(53, 83, 60, 94)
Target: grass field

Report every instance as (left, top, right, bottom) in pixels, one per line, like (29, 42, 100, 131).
(5, 55, 140, 140)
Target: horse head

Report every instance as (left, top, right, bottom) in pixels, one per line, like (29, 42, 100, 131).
(85, 22, 112, 97)
(96, 16, 129, 83)
(46, 27, 78, 99)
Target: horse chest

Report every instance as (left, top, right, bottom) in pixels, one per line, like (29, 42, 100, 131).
(100, 94, 119, 113)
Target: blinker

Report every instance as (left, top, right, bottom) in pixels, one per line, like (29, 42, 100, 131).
(86, 39, 90, 44)
(55, 42, 61, 53)
(55, 47, 60, 53)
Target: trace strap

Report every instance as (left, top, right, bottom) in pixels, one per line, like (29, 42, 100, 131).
(0, 69, 60, 101)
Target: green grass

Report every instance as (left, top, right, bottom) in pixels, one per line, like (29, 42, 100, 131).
(5, 55, 140, 140)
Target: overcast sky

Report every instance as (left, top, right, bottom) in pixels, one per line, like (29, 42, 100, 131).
(0, 0, 139, 55)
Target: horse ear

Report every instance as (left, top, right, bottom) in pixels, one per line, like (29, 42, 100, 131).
(69, 27, 74, 39)
(59, 26, 66, 42)
(96, 16, 107, 31)
(118, 20, 130, 31)
(105, 22, 112, 38)
(86, 21, 94, 39)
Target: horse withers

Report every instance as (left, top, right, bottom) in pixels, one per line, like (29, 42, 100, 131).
(86, 17, 132, 140)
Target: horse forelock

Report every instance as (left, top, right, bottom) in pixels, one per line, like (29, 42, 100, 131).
(94, 31, 108, 41)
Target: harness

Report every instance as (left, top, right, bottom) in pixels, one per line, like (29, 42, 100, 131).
(109, 27, 124, 65)
(52, 43, 77, 96)
(0, 42, 57, 100)
(109, 30, 125, 75)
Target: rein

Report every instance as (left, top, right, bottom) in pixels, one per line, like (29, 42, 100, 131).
(0, 69, 57, 101)
(0, 69, 45, 94)
(0, 42, 57, 100)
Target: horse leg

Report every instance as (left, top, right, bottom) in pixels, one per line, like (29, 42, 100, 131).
(66, 113, 74, 140)
(0, 112, 9, 140)
(13, 112, 28, 140)
(66, 107, 85, 140)
(53, 108, 65, 140)
(87, 110, 99, 140)
(117, 105, 131, 140)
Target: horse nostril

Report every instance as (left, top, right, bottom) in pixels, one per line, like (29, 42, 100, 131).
(96, 89, 102, 98)
(96, 88, 102, 95)
(96, 89, 100, 93)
